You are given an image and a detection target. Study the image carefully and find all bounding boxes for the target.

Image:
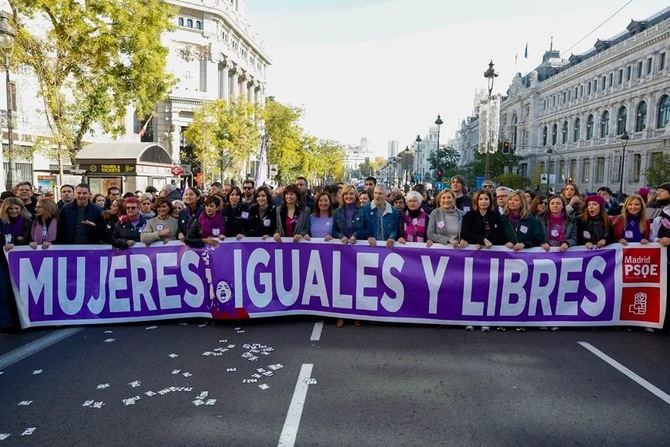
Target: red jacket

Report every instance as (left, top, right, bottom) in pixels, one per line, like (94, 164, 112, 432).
(610, 215, 651, 242)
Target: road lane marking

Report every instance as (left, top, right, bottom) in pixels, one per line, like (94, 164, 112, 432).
(578, 341, 670, 405)
(0, 328, 83, 371)
(278, 363, 314, 447)
(310, 321, 323, 341)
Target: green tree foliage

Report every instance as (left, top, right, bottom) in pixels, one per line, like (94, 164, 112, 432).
(11, 0, 175, 168)
(645, 152, 670, 186)
(469, 146, 523, 181)
(496, 173, 531, 190)
(428, 145, 460, 181)
(184, 98, 261, 184)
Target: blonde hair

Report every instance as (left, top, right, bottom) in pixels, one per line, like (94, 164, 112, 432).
(504, 190, 530, 219)
(621, 194, 647, 232)
(435, 189, 456, 208)
(338, 184, 359, 206)
(0, 197, 32, 224)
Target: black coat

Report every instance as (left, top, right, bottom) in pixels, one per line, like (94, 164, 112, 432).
(57, 201, 104, 244)
(460, 210, 505, 245)
(222, 203, 250, 237)
(247, 204, 277, 237)
(111, 217, 146, 248)
(177, 205, 203, 239)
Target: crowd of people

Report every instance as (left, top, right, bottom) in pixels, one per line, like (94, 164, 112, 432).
(1, 175, 669, 333)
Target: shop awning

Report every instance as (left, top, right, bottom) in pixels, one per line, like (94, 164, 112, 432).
(76, 142, 172, 165)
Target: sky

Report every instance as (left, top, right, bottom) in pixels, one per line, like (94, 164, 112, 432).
(246, 0, 669, 156)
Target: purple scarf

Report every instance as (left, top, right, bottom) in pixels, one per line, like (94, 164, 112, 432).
(344, 203, 356, 237)
(198, 211, 225, 238)
(31, 218, 57, 244)
(6, 216, 25, 237)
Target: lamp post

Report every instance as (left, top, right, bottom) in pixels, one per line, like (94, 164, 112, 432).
(483, 60, 498, 180)
(618, 130, 630, 201)
(0, 13, 15, 191)
(415, 134, 422, 183)
(402, 146, 411, 191)
(434, 114, 443, 163)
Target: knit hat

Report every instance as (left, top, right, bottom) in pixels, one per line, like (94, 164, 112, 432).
(638, 187, 650, 198)
(585, 194, 606, 208)
(657, 183, 670, 194)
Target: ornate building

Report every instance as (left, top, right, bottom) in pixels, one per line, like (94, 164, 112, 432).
(500, 7, 670, 193)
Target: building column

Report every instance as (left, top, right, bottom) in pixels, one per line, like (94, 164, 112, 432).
(171, 124, 181, 163)
(231, 67, 240, 98)
(219, 62, 230, 101)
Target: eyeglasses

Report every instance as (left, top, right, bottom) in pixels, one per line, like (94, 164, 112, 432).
(243, 186, 253, 190)
(540, 201, 548, 205)
(126, 206, 138, 210)
(496, 195, 509, 199)
(483, 185, 494, 189)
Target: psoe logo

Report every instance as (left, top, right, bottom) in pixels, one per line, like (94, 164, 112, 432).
(628, 292, 647, 315)
(622, 248, 661, 283)
(620, 287, 660, 323)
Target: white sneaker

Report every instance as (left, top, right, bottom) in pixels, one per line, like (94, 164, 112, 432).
(515, 327, 526, 332)
(550, 327, 559, 331)
(644, 327, 655, 333)
(496, 327, 506, 332)
(465, 325, 474, 331)
(481, 326, 490, 332)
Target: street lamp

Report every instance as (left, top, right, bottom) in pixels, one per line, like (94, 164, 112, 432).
(402, 146, 411, 190)
(0, 13, 15, 191)
(483, 60, 498, 180)
(434, 114, 443, 161)
(415, 134, 422, 183)
(618, 130, 630, 201)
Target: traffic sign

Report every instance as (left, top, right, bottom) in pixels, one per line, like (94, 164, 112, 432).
(540, 173, 548, 184)
(475, 176, 485, 189)
(434, 181, 444, 190)
(171, 165, 185, 176)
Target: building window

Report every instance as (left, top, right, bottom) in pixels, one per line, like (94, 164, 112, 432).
(552, 96, 556, 107)
(562, 121, 568, 144)
(511, 114, 518, 149)
(574, 86, 578, 98)
(580, 85, 583, 97)
(618, 69, 623, 85)
(658, 95, 670, 128)
(608, 73, 612, 87)
(612, 155, 621, 183)
(637, 61, 643, 78)
(600, 110, 610, 137)
(626, 66, 632, 81)
(616, 106, 627, 135)
(601, 76, 606, 90)
(195, 20, 202, 30)
(573, 117, 581, 142)
(562, 91, 566, 103)
(586, 114, 594, 140)
(186, 18, 193, 28)
(646, 57, 652, 75)
(552, 123, 557, 145)
(660, 53, 666, 71)
(635, 101, 647, 132)
(632, 154, 641, 183)
(587, 82, 591, 95)
(569, 159, 577, 180)
(582, 158, 590, 183)
(178, 17, 184, 26)
(595, 157, 605, 183)
(559, 160, 566, 182)
(542, 126, 548, 146)
(593, 79, 597, 92)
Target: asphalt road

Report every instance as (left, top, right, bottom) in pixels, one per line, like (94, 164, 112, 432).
(0, 320, 668, 446)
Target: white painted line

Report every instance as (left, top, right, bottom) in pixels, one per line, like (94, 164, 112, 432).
(579, 341, 670, 405)
(278, 363, 314, 447)
(0, 328, 83, 371)
(309, 321, 323, 341)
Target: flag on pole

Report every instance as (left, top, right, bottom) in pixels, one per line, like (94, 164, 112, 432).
(255, 134, 268, 186)
(515, 53, 518, 65)
(139, 112, 154, 138)
(524, 43, 528, 59)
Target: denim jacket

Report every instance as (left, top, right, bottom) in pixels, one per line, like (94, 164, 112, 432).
(361, 201, 399, 241)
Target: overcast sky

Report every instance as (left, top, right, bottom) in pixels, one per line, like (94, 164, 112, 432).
(246, 0, 669, 156)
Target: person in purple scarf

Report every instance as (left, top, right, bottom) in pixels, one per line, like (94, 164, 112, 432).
(0, 197, 32, 251)
(112, 197, 147, 248)
(29, 197, 59, 249)
(185, 195, 226, 247)
(540, 195, 577, 252)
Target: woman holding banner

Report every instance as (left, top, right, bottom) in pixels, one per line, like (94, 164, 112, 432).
(141, 198, 178, 245)
(247, 186, 277, 238)
(112, 197, 147, 248)
(611, 194, 650, 245)
(397, 191, 429, 244)
(177, 188, 204, 241)
(577, 195, 613, 249)
(501, 190, 545, 251)
(273, 185, 310, 243)
(306, 192, 334, 240)
(223, 186, 250, 240)
(29, 197, 59, 249)
(102, 198, 125, 244)
(540, 195, 577, 252)
(460, 189, 504, 248)
(185, 195, 226, 248)
(332, 185, 367, 244)
(427, 189, 466, 248)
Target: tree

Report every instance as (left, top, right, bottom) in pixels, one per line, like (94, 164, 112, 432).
(646, 153, 670, 186)
(428, 146, 460, 181)
(184, 98, 261, 184)
(495, 173, 531, 190)
(469, 146, 523, 181)
(11, 0, 175, 181)
(262, 99, 304, 184)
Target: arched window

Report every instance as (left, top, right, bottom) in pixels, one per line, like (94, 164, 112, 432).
(600, 110, 610, 137)
(562, 121, 568, 143)
(552, 123, 557, 145)
(195, 20, 202, 30)
(178, 17, 184, 27)
(586, 115, 594, 140)
(635, 101, 647, 132)
(542, 126, 548, 146)
(616, 106, 627, 135)
(658, 95, 670, 128)
(573, 118, 581, 142)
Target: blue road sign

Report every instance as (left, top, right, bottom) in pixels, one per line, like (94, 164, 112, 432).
(434, 181, 444, 190)
(475, 176, 485, 189)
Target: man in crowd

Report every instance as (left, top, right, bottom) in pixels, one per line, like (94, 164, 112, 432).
(209, 182, 222, 196)
(58, 183, 104, 244)
(160, 183, 182, 201)
(15, 182, 37, 217)
(496, 186, 511, 215)
(105, 186, 121, 209)
(296, 176, 315, 211)
(597, 186, 620, 216)
(450, 175, 472, 211)
(364, 184, 398, 248)
(58, 184, 75, 210)
(242, 180, 256, 204)
(648, 182, 670, 220)
(364, 176, 376, 199)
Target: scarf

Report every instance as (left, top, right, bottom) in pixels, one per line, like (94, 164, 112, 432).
(403, 208, 427, 242)
(624, 215, 643, 242)
(507, 211, 521, 228)
(547, 213, 566, 245)
(31, 218, 57, 244)
(6, 216, 25, 237)
(198, 211, 225, 238)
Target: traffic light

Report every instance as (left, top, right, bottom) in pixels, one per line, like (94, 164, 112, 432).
(502, 140, 511, 154)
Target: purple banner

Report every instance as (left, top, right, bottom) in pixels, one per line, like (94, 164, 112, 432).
(5, 240, 667, 329)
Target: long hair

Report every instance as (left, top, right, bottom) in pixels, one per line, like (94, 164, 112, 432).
(435, 189, 456, 208)
(281, 184, 302, 211)
(579, 198, 610, 230)
(545, 195, 570, 225)
(472, 190, 495, 213)
(0, 197, 32, 224)
(561, 182, 580, 199)
(621, 194, 647, 232)
(36, 198, 59, 221)
(529, 194, 547, 215)
(504, 190, 530, 219)
(312, 191, 333, 217)
(254, 186, 273, 206)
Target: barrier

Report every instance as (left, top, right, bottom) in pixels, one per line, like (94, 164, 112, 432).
(5, 239, 666, 329)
